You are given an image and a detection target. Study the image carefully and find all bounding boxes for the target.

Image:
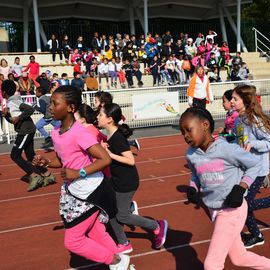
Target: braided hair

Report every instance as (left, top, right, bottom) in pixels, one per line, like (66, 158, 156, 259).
(180, 107, 215, 133)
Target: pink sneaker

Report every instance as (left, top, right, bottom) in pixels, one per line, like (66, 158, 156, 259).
(154, 220, 168, 249)
(117, 241, 133, 254)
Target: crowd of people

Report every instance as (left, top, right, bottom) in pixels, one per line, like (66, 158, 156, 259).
(0, 29, 251, 95)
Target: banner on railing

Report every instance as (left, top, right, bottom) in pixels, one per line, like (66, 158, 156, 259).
(132, 92, 179, 120)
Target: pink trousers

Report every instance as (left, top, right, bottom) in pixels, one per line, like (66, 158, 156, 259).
(205, 199, 270, 270)
(64, 211, 118, 265)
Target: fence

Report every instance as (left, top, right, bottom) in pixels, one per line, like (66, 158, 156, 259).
(3, 79, 270, 144)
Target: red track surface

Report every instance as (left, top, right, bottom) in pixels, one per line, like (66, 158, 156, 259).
(1, 134, 270, 270)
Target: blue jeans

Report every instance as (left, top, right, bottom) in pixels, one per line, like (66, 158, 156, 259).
(36, 118, 60, 139)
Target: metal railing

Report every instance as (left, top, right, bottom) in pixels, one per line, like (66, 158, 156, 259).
(252, 27, 270, 59)
(2, 79, 270, 144)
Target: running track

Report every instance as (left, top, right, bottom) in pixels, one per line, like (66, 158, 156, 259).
(1, 134, 270, 270)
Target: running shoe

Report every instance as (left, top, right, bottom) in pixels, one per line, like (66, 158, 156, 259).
(154, 220, 168, 249)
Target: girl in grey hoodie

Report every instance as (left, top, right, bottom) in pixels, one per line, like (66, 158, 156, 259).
(180, 107, 270, 270)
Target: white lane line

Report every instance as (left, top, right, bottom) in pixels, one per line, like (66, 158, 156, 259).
(0, 173, 190, 203)
(65, 227, 270, 269)
(0, 157, 187, 183)
(0, 199, 187, 234)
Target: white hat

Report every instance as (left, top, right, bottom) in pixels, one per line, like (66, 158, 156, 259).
(187, 38, 193, 42)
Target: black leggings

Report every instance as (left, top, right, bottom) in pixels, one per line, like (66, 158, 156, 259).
(11, 133, 46, 175)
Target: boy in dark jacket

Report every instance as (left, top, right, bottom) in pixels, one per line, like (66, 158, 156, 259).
(34, 87, 60, 148)
(1, 80, 55, 191)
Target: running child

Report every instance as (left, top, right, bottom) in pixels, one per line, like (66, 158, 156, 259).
(94, 91, 140, 150)
(32, 86, 131, 270)
(179, 106, 270, 270)
(33, 86, 60, 149)
(231, 84, 270, 248)
(97, 103, 168, 253)
(217, 89, 238, 139)
(1, 80, 55, 191)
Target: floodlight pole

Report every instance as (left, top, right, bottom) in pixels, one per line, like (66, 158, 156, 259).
(218, 4, 228, 42)
(143, 0, 149, 36)
(129, 2, 135, 35)
(23, 4, 29, 52)
(32, 0, 41, 52)
(237, 0, 241, 52)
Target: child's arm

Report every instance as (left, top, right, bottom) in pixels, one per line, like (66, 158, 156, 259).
(107, 149, 135, 166)
(63, 144, 111, 180)
(33, 99, 46, 114)
(33, 154, 62, 168)
(248, 125, 270, 152)
(18, 103, 35, 120)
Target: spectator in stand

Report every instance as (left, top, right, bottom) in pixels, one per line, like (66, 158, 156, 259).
(60, 73, 70, 86)
(185, 38, 197, 58)
(0, 74, 5, 142)
(73, 58, 83, 75)
(115, 33, 124, 58)
(90, 58, 99, 77)
(74, 35, 86, 54)
(194, 32, 205, 47)
(218, 51, 230, 77)
(132, 56, 143, 87)
(232, 52, 243, 68)
(145, 32, 152, 43)
(71, 72, 84, 92)
(24, 55, 40, 87)
(138, 34, 146, 47)
(159, 56, 171, 85)
(122, 42, 136, 62)
(208, 67, 221, 83)
(108, 58, 118, 88)
(61, 34, 72, 64)
(162, 40, 172, 58)
(100, 34, 109, 55)
(46, 34, 63, 63)
(115, 57, 126, 88)
(197, 40, 206, 55)
(84, 49, 94, 75)
(18, 72, 35, 96)
(182, 54, 192, 83)
(205, 30, 217, 43)
(104, 45, 113, 61)
(98, 58, 110, 90)
(122, 59, 134, 88)
(206, 52, 218, 72)
(238, 62, 250, 80)
(130, 35, 138, 51)
(91, 32, 101, 52)
(36, 72, 51, 93)
(192, 53, 205, 69)
(123, 34, 131, 47)
(230, 64, 241, 81)
(163, 30, 173, 43)
(205, 38, 214, 62)
(211, 43, 221, 62)
(10, 57, 23, 81)
(8, 73, 20, 93)
(173, 39, 185, 57)
(145, 37, 159, 66)
(154, 33, 162, 50)
(51, 73, 61, 87)
(149, 55, 160, 86)
(0, 59, 11, 79)
(175, 55, 186, 84)
(220, 41, 230, 64)
(166, 55, 178, 85)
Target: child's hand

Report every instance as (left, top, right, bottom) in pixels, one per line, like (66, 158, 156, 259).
(11, 116, 19, 124)
(61, 168, 79, 181)
(32, 155, 49, 167)
(2, 107, 8, 115)
(186, 186, 200, 204)
(243, 143, 251, 152)
(224, 185, 246, 208)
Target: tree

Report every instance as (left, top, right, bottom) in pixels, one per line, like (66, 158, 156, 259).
(242, 0, 270, 21)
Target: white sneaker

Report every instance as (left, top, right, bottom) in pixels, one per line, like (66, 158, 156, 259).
(109, 254, 130, 270)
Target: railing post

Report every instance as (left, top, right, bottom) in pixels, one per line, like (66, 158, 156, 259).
(254, 29, 258, 52)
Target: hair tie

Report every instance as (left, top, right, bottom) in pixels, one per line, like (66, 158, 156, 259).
(118, 119, 124, 125)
